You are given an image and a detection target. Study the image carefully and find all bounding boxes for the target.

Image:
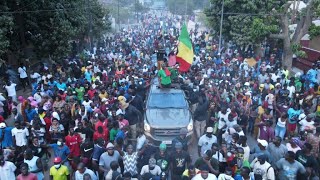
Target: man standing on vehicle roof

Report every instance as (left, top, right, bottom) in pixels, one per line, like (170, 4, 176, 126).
(158, 63, 172, 88)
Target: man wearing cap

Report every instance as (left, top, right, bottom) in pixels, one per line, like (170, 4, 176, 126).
(99, 142, 121, 176)
(0, 122, 13, 148)
(155, 143, 170, 174)
(50, 157, 70, 180)
(250, 154, 275, 180)
(140, 158, 161, 177)
(198, 127, 217, 157)
(172, 128, 189, 151)
(251, 139, 272, 164)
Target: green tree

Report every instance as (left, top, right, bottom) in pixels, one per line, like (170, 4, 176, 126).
(0, 2, 14, 62)
(3, 0, 110, 62)
(205, 0, 320, 69)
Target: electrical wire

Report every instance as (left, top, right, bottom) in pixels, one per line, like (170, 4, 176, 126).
(14, 0, 39, 12)
(0, 3, 286, 17)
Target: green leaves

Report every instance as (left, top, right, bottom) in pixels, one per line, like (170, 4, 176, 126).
(309, 23, 320, 39)
(0, 3, 14, 59)
(205, 0, 281, 46)
(0, 0, 111, 62)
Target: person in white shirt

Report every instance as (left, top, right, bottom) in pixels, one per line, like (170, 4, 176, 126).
(217, 167, 234, 180)
(140, 158, 161, 176)
(287, 82, 296, 99)
(30, 71, 41, 83)
(18, 63, 29, 90)
(33, 90, 42, 103)
(237, 136, 250, 161)
(299, 114, 315, 132)
(136, 132, 146, 151)
(198, 127, 217, 156)
(217, 108, 231, 144)
(250, 154, 275, 180)
(75, 163, 97, 180)
(82, 95, 93, 111)
(225, 114, 237, 130)
(0, 155, 16, 180)
(12, 121, 29, 148)
(4, 81, 17, 102)
(192, 166, 217, 180)
(211, 143, 224, 163)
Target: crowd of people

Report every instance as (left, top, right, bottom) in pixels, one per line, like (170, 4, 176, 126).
(0, 12, 320, 180)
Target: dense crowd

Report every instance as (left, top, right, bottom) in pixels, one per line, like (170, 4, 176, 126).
(0, 13, 320, 180)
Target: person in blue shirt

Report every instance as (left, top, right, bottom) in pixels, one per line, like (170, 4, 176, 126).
(287, 104, 301, 136)
(31, 80, 39, 96)
(0, 123, 14, 148)
(84, 70, 92, 82)
(307, 65, 318, 85)
(48, 138, 71, 166)
(25, 104, 37, 122)
(48, 78, 57, 90)
(56, 79, 67, 91)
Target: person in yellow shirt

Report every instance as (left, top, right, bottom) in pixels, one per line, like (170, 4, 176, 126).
(182, 165, 200, 179)
(50, 157, 70, 180)
(99, 88, 108, 100)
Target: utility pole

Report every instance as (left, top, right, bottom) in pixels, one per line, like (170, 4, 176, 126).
(118, 0, 120, 31)
(135, 0, 138, 23)
(86, 0, 92, 51)
(218, 0, 224, 56)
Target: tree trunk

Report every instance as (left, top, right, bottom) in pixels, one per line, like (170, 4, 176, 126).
(283, 37, 293, 69)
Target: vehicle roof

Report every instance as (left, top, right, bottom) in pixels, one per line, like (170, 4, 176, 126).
(150, 78, 184, 94)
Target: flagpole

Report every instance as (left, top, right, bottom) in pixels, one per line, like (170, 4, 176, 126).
(185, 0, 188, 25)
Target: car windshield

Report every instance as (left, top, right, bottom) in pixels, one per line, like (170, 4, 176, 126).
(148, 93, 187, 108)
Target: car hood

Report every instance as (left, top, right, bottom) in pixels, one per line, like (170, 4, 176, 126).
(145, 108, 191, 128)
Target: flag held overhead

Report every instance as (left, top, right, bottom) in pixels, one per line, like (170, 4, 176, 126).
(176, 24, 194, 72)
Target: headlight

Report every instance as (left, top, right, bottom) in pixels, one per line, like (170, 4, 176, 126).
(187, 122, 193, 132)
(144, 122, 151, 132)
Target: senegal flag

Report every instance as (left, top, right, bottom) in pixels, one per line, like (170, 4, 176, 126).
(176, 24, 194, 72)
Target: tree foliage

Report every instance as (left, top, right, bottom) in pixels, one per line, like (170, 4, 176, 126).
(0, 2, 14, 60)
(204, 0, 281, 45)
(309, 23, 320, 39)
(205, 0, 320, 68)
(0, 0, 111, 62)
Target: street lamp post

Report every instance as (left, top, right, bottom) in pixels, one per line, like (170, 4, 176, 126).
(218, 0, 224, 55)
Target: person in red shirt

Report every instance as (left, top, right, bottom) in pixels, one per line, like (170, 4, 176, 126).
(93, 126, 109, 142)
(0, 115, 4, 123)
(17, 163, 38, 180)
(94, 114, 108, 132)
(65, 126, 82, 158)
(87, 86, 96, 100)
